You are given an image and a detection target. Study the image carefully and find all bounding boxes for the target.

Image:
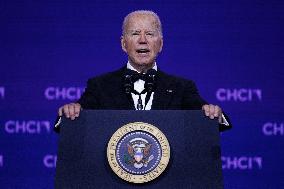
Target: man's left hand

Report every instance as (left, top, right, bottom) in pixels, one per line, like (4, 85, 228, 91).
(202, 104, 222, 123)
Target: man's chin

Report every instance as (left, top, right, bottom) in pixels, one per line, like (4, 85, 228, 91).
(132, 62, 154, 70)
(130, 59, 154, 67)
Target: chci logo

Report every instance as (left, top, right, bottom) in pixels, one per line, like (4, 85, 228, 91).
(107, 122, 170, 184)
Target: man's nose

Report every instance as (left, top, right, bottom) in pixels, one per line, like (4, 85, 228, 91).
(138, 34, 147, 44)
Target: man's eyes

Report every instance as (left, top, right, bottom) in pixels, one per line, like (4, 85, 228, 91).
(130, 32, 155, 36)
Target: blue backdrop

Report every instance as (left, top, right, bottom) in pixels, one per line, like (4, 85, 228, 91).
(1, 0, 283, 188)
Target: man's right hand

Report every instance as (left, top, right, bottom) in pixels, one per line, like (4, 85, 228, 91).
(58, 103, 81, 120)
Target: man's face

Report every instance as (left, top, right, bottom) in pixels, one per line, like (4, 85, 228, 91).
(121, 14, 163, 71)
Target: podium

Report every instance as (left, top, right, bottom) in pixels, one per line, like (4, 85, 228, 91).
(55, 110, 223, 189)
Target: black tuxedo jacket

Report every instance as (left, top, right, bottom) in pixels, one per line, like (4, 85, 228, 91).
(74, 66, 232, 131)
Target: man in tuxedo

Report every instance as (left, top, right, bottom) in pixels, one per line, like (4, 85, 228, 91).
(55, 10, 232, 131)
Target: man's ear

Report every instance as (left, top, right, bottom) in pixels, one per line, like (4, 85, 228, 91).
(121, 36, 127, 53)
(159, 37, 163, 52)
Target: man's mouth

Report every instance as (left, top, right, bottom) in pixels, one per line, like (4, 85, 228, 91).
(136, 49, 150, 54)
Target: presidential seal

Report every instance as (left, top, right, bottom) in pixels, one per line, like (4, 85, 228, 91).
(107, 122, 170, 184)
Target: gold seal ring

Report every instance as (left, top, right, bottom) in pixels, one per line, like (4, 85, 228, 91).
(107, 122, 170, 184)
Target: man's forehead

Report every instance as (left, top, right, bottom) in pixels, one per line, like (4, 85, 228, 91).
(126, 15, 158, 28)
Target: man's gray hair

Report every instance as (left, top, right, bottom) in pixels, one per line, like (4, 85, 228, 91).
(122, 10, 163, 37)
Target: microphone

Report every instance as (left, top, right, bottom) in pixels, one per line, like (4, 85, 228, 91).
(124, 72, 144, 110)
(144, 69, 156, 109)
(124, 70, 134, 94)
(144, 69, 156, 93)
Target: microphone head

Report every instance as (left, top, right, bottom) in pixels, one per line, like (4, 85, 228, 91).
(145, 69, 157, 92)
(146, 69, 156, 76)
(124, 74, 134, 94)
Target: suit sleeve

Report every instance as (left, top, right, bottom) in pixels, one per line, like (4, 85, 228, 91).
(53, 78, 101, 133)
(181, 80, 207, 109)
(182, 80, 232, 132)
(77, 78, 101, 109)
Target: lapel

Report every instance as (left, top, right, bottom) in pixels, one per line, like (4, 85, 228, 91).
(151, 70, 175, 110)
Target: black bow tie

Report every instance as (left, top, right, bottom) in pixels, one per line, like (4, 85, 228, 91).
(125, 69, 156, 83)
(124, 69, 157, 95)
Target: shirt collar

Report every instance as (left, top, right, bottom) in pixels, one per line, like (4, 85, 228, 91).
(127, 61, 157, 73)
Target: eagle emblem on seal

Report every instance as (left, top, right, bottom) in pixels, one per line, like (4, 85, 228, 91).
(124, 137, 154, 169)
